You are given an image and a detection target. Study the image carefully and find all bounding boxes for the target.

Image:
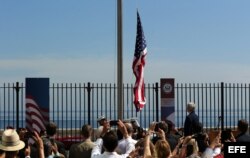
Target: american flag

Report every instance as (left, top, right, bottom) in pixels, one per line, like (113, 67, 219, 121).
(133, 11, 147, 112)
(26, 78, 49, 134)
(26, 96, 49, 133)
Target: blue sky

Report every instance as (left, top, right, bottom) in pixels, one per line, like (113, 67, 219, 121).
(1, 0, 250, 84)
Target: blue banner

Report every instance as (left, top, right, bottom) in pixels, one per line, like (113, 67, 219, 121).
(25, 78, 49, 133)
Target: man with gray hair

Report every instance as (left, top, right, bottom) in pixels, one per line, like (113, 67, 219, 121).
(184, 102, 199, 136)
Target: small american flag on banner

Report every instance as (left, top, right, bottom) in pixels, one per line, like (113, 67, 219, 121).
(26, 96, 49, 133)
(133, 11, 147, 112)
(26, 78, 49, 134)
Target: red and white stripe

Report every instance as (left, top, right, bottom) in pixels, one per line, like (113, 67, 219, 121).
(26, 97, 49, 134)
(133, 48, 147, 111)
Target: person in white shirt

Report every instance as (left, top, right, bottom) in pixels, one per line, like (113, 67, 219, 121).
(91, 120, 134, 158)
(116, 122, 137, 154)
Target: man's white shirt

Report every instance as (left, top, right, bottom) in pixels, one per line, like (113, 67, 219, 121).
(116, 136, 137, 154)
(91, 138, 130, 158)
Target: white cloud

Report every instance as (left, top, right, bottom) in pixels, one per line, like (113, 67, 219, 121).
(0, 57, 250, 84)
(145, 59, 250, 83)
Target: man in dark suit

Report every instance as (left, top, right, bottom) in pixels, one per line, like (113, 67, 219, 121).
(184, 102, 199, 136)
(236, 119, 250, 142)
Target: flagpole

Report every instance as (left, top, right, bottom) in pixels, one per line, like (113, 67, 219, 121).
(117, 0, 123, 119)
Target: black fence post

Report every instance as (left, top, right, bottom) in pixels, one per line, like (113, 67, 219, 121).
(87, 82, 91, 125)
(155, 82, 159, 122)
(15, 82, 20, 130)
(221, 82, 224, 131)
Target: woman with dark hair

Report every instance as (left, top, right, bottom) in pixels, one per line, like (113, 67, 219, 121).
(192, 122, 209, 153)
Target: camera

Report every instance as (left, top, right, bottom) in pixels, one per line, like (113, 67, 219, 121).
(221, 129, 232, 143)
(109, 120, 119, 126)
(23, 131, 34, 148)
(24, 131, 35, 139)
(153, 121, 168, 133)
(50, 137, 56, 145)
(154, 122, 160, 131)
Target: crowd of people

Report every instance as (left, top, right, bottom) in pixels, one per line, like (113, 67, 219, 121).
(0, 102, 250, 158)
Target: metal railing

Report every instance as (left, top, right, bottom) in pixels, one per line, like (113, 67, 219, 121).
(1, 82, 250, 137)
